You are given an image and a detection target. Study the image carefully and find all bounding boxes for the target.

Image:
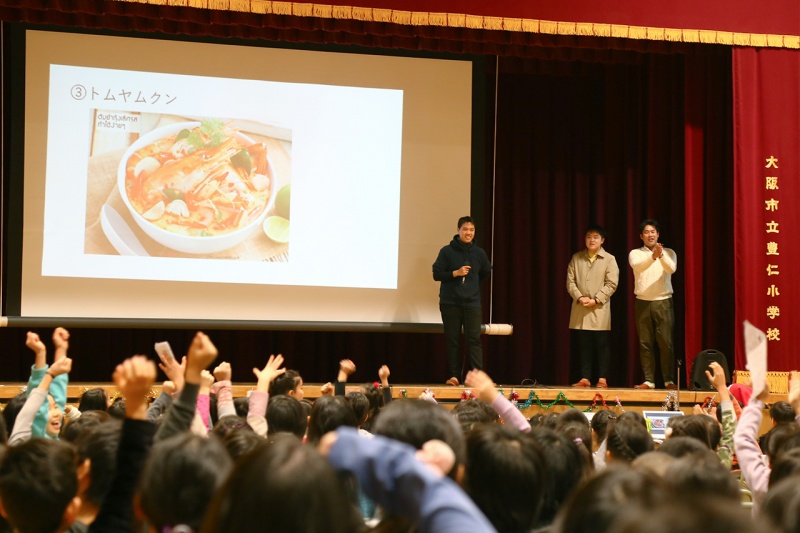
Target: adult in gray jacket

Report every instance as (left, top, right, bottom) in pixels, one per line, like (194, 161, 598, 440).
(567, 224, 619, 388)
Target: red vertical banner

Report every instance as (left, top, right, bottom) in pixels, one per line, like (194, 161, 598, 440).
(733, 48, 800, 372)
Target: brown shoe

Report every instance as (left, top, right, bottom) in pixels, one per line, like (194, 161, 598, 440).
(665, 382, 677, 390)
(445, 377, 459, 386)
(572, 378, 591, 388)
(596, 378, 608, 389)
(633, 382, 655, 390)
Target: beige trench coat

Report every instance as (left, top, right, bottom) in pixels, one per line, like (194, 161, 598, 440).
(566, 247, 619, 330)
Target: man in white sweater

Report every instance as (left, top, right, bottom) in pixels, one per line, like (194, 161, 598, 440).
(628, 219, 677, 390)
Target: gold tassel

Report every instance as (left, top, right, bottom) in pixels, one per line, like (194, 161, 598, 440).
(448, 13, 467, 28)
(485, 16, 503, 31)
(767, 34, 784, 48)
(372, 8, 391, 22)
(465, 14, 483, 29)
(504, 18, 522, 32)
(698, 30, 716, 43)
(250, 0, 268, 14)
(313, 3, 332, 18)
(207, 0, 230, 9)
(682, 29, 700, 42)
(428, 12, 447, 26)
(227, 0, 250, 11)
(647, 27, 664, 40)
(628, 26, 647, 40)
(732, 33, 750, 46)
(521, 19, 539, 33)
(539, 20, 557, 34)
(557, 21, 576, 35)
(271, 1, 292, 15)
(292, 2, 313, 16)
(750, 34, 767, 47)
(392, 10, 412, 25)
(575, 22, 593, 36)
(410, 11, 429, 25)
(664, 28, 682, 42)
(333, 5, 352, 19)
(785, 36, 800, 49)
(593, 23, 611, 37)
(610, 25, 628, 38)
(185, 0, 204, 8)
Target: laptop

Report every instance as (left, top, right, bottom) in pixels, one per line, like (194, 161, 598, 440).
(642, 410, 684, 442)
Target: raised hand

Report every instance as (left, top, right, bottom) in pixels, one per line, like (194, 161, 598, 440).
(52, 327, 70, 360)
(48, 357, 73, 378)
(319, 382, 334, 396)
(213, 361, 232, 382)
(200, 370, 215, 393)
(159, 355, 186, 393)
(113, 355, 157, 419)
(378, 365, 391, 387)
(26, 332, 47, 369)
(162, 380, 177, 398)
(464, 369, 499, 403)
(185, 332, 218, 384)
(252, 354, 285, 392)
(338, 359, 356, 382)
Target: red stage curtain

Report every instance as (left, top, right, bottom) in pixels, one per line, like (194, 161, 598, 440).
(733, 47, 800, 372)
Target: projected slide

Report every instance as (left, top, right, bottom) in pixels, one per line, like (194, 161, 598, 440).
(42, 65, 403, 289)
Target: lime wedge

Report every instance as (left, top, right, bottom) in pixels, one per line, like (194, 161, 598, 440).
(275, 185, 291, 219)
(263, 215, 290, 243)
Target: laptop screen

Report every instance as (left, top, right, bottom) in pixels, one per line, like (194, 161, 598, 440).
(641, 410, 684, 441)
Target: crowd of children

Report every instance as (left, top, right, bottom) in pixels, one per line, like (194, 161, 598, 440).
(0, 327, 797, 532)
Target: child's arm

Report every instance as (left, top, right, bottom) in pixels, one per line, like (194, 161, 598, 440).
(379, 364, 393, 405)
(197, 369, 214, 431)
(89, 356, 157, 533)
(706, 362, 735, 467)
(465, 369, 531, 432)
(248, 354, 286, 437)
(334, 359, 356, 396)
(213, 362, 237, 419)
(9, 357, 72, 445)
(146, 382, 175, 422)
(155, 332, 218, 442)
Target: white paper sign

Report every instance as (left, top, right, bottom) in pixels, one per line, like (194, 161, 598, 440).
(743, 320, 767, 398)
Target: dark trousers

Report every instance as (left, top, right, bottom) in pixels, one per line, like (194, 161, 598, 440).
(634, 297, 675, 383)
(575, 329, 610, 380)
(440, 304, 483, 379)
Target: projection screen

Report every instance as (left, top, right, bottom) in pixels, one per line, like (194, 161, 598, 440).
(10, 29, 475, 328)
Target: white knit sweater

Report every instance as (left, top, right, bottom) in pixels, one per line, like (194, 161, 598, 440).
(628, 246, 677, 300)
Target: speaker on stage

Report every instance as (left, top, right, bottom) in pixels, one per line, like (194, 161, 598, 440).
(689, 349, 730, 391)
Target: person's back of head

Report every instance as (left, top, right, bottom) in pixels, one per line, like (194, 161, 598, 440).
(631, 450, 677, 478)
(590, 410, 617, 445)
(2, 394, 27, 440)
(233, 397, 249, 418)
(530, 427, 590, 527)
(770, 401, 795, 424)
(73, 419, 121, 511)
(219, 429, 264, 460)
(138, 433, 233, 532)
(0, 439, 79, 533)
(666, 450, 740, 503)
(542, 412, 560, 429)
(358, 384, 387, 432)
(77, 388, 109, 413)
(667, 415, 712, 449)
(306, 396, 357, 445)
(528, 413, 545, 428)
(106, 397, 126, 420)
(211, 415, 255, 439)
(765, 422, 800, 464)
(761, 473, 800, 533)
(200, 435, 363, 533)
(345, 391, 371, 428)
(769, 446, 800, 487)
(555, 408, 589, 430)
(606, 419, 654, 462)
(267, 395, 306, 439)
(610, 494, 752, 533)
(450, 399, 498, 433)
(464, 424, 546, 532)
(559, 421, 594, 469)
(617, 410, 647, 428)
(657, 436, 711, 458)
(372, 399, 466, 478)
(60, 410, 112, 443)
(554, 465, 671, 533)
(269, 370, 302, 397)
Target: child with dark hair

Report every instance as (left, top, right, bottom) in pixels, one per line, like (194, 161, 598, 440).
(137, 433, 233, 532)
(666, 415, 713, 448)
(220, 430, 264, 460)
(69, 420, 121, 530)
(77, 389, 109, 414)
(590, 409, 616, 470)
(9, 354, 73, 445)
(657, 436, 712, 458)
(201, 435, 364, 533)
(464, 424, 546, 532)
(306, 396, 358, 445)
(20, 329, 72, 440)
(605, 419, 654, 463)
(61, 411, 112, 443)
(246, 354, 287, 437)
(2, 394, 28, 440)
(268, 369, 304, 399)
(450, 399, 499, 433)
(0, 439, 80, 533)
(267, 395, 307, 439)
(105, 398, 126, 420)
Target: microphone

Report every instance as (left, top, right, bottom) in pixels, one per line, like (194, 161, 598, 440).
(462, 261, 470, 284)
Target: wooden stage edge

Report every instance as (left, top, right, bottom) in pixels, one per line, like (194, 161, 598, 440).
(0, 383, 785, 416)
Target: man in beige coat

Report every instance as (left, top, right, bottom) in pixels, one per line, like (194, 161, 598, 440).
(567, 225, 619, 388)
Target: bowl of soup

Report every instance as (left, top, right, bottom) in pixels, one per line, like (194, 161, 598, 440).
(117, 120, 275, 254)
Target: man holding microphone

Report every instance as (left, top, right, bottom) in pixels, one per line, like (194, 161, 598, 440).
(432, 216, 491, 386)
